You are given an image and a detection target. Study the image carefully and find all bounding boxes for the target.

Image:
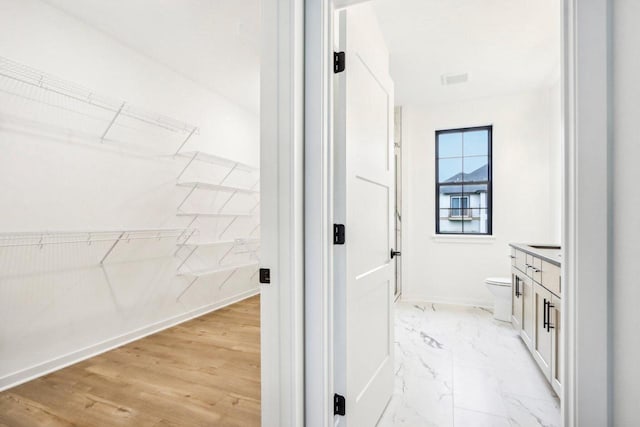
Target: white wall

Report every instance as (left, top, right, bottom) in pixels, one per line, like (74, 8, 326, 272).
(0, 0, 260, 389)
(402, 87, 561, 306)
(612, 0, 640, 423)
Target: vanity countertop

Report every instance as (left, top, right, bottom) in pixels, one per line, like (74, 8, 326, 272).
(509, 243, 561, 267)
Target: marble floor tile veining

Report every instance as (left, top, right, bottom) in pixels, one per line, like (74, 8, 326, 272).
(378, 302, 560, 427)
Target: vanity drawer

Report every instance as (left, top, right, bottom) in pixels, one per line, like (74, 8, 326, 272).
(528, 255, 542, 283)
(514, 249, 527, 273)
(541, 261, 561, 296)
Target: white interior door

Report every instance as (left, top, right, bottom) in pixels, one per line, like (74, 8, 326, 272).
(333, 6, 395, 426)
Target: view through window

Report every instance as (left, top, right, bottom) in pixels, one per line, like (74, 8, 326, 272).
(436, 126, 492, 234)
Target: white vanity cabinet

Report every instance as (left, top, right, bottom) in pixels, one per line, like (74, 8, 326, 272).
(550, 293, 562, 396)
(520, 273, 534, 351)
(533, 282, 553, 378)
(511, 270, 535, 350)
(511, 268, 523, 330)
(510, 251, 523, 329)
(510, 244, 562, 396)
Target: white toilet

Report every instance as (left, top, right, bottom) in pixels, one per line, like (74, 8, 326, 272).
(484, 277, 512, 322)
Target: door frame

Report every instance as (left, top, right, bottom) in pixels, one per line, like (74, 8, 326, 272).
(260, 0, 612, 425)
(303, 0, 335, 425)
(260, 0, 305, 426)
(561, 0, 611, 425)
(299, 0, 612, 427)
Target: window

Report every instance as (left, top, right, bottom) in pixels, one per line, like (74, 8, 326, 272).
(436, 126, 492, 234)
(450, 196, 470, 218)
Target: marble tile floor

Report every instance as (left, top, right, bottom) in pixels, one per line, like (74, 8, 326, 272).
(378, 302, 560, 427)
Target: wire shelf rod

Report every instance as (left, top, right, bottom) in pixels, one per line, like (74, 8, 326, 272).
(0, 57, 198, 135)
(0, 228, 186, 249)
(175, 238, 260, 271)
(176, 181, 260, 195)
(177, 237, 260, 247)
(177, 261, 259, 278)
(174, 151, 258, 172)
(176, 212, 253, 218)
(0, 227, 185, 237)
(177, 262, 259, 299)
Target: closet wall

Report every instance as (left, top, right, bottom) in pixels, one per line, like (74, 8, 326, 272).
(0, 0, 260, 389)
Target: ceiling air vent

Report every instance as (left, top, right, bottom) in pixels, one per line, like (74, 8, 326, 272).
(441, 73, 469, 85)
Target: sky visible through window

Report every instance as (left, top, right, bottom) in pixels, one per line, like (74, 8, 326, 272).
(438, 130, 489, 182)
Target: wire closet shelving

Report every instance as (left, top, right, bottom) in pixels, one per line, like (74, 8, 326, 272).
(0, 56, 261, 298)
(0, 57, 199, 153)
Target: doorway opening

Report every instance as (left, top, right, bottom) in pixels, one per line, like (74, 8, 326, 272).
(330, 1, 563, 425)
(394, 106, 403, 301)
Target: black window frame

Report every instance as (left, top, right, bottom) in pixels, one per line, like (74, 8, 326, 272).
(435, 125, 493, 235)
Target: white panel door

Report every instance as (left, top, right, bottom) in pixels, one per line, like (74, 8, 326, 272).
(333, 7, 395, 426)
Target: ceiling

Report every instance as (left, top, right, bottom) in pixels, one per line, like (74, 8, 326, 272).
(39, 0, 557, 111)
(371, 0, 560, 106)
(42, 0, 261, 113)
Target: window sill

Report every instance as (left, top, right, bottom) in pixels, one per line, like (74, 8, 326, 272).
(431, 234, 496, 244)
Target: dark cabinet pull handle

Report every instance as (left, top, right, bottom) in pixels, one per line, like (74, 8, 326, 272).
(547, 302, 555, 332)
(515, 278, 521, 298)
(390, 249, 401, 259)
(543, 298, 548, 329)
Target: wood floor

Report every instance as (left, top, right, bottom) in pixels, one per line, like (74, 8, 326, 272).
(0, 295, 261, 427)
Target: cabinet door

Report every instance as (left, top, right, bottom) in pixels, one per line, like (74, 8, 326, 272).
(521, 275, 534, 351)
(515, 249, 527, 273)
(550, 294, 562, 396)
(533, 283, 552, 379)
(511, 268, 524, 330)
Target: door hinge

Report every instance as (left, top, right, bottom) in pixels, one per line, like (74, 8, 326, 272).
(333, 224, 345, 245)
(334, 51, 345, 73)
(259, 268, 271, 284)
(334, 393, 346, 416)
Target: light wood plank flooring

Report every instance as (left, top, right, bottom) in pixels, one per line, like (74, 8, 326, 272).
(0, 295, 261, 427)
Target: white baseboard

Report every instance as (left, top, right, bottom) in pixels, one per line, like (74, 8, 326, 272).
(400, 294, 493, 309)
(0, 287, 260, 392)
